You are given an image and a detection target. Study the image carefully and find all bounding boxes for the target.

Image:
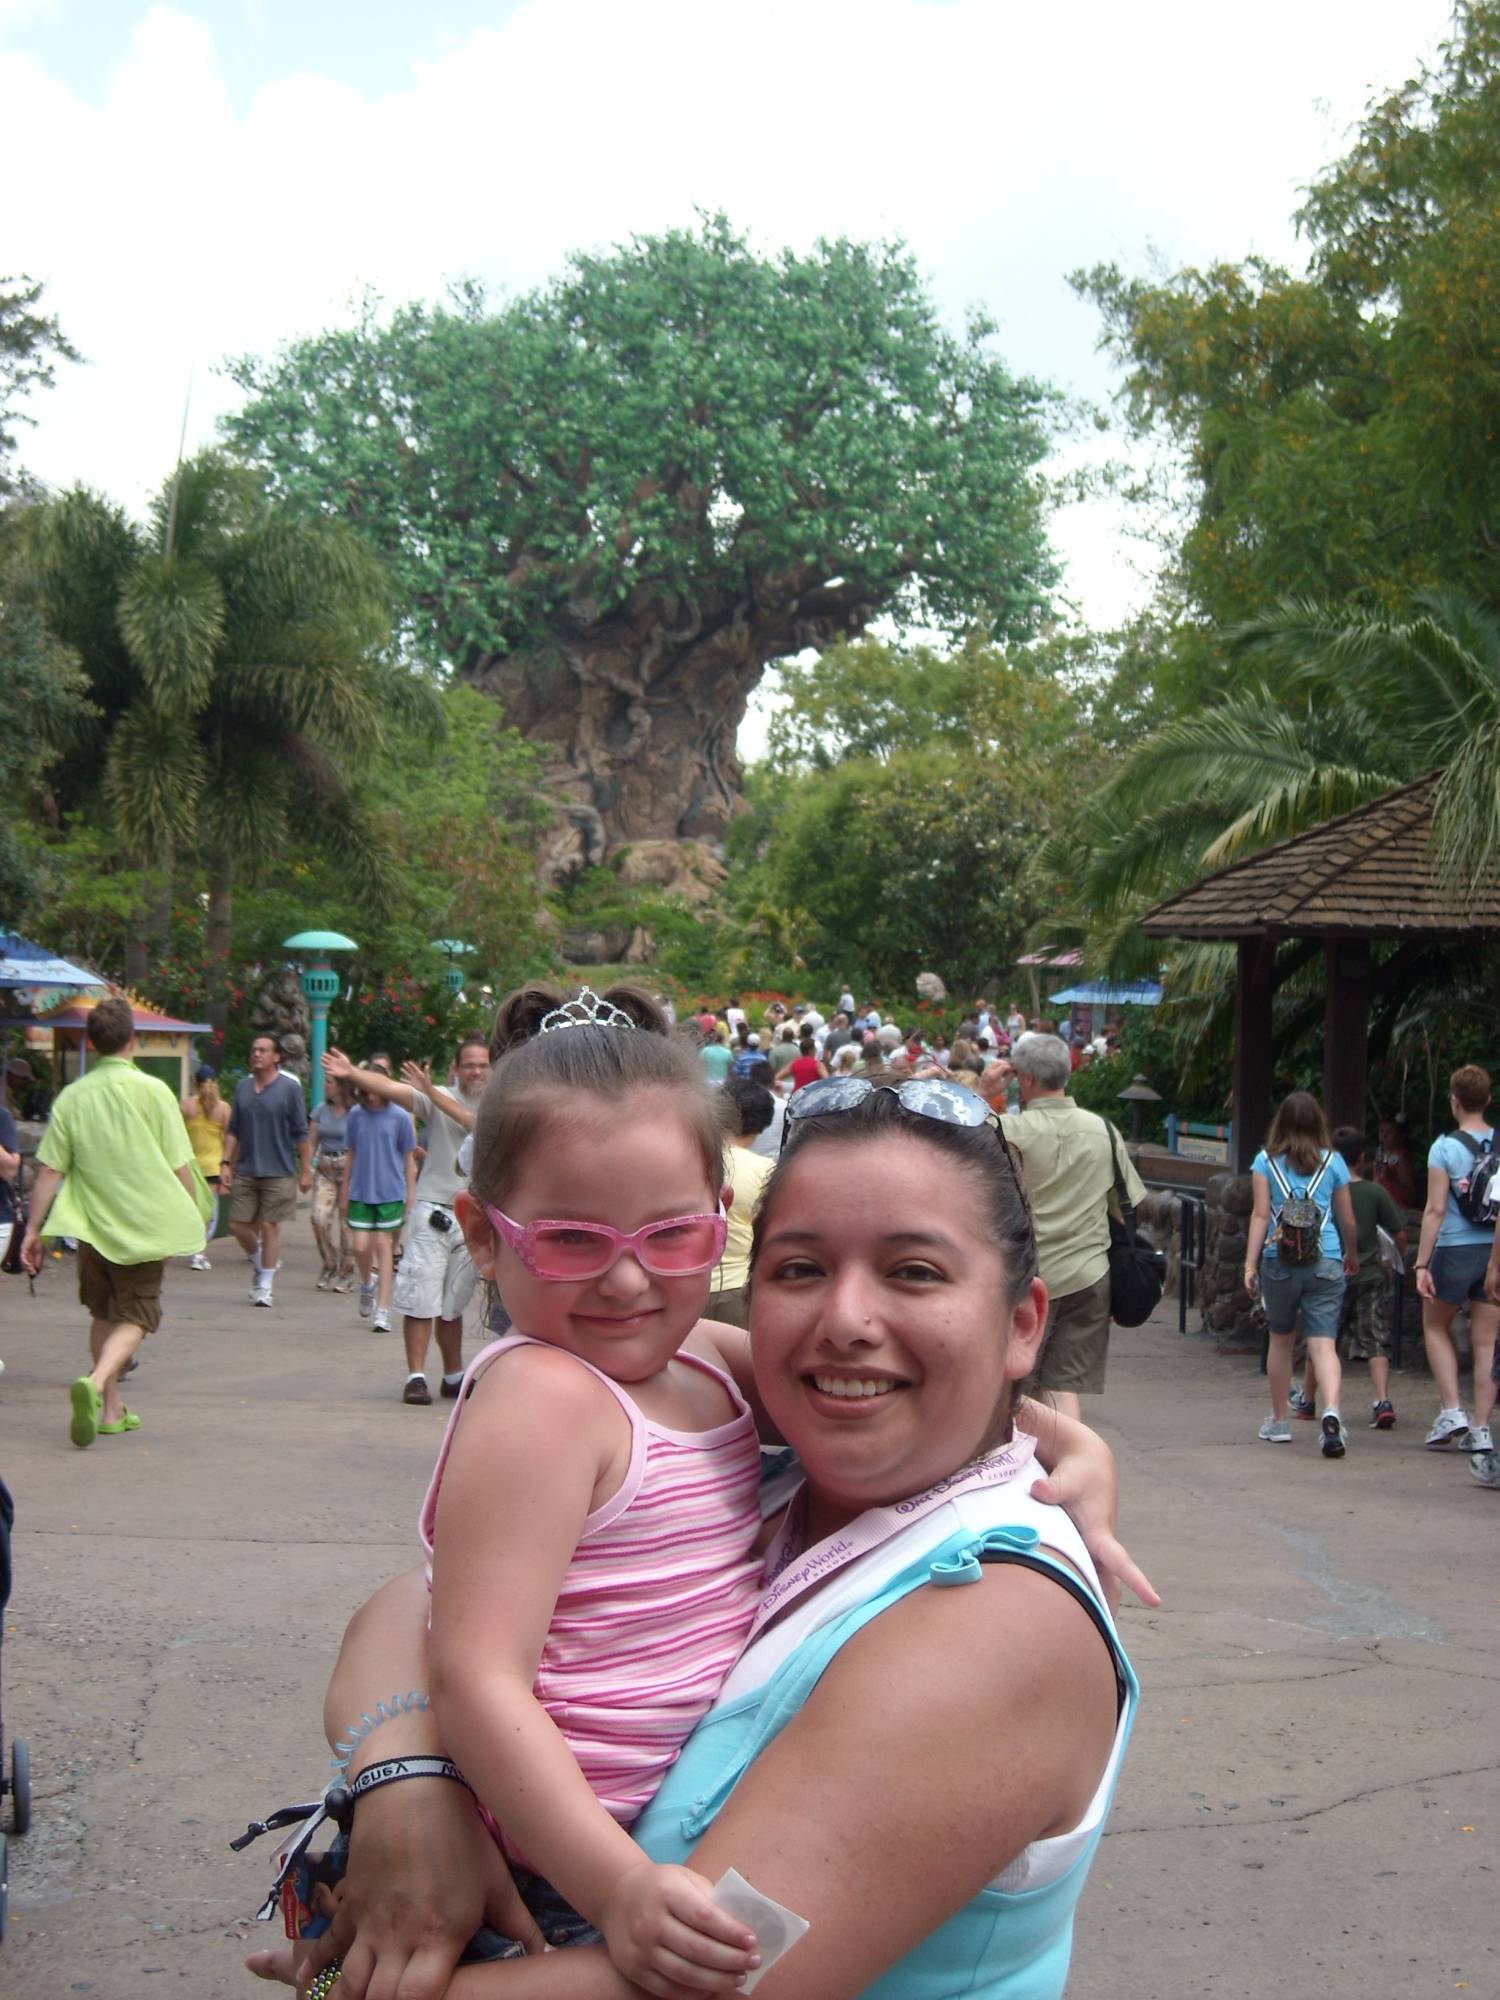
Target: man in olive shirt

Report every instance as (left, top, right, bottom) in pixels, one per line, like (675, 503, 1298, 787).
(996, 1033, 1146, 1418)
(21, 995, 206, 1447)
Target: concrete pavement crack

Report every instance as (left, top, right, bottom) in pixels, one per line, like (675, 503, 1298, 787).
(1105, 1757, 1500, 1838)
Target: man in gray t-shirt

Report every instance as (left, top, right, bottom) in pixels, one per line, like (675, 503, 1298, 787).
(222, 1034, 312, 1308)
(322, 1035, 490, 1404)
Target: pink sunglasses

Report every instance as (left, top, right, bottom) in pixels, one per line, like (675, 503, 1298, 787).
(484, 1204, 727, 1281)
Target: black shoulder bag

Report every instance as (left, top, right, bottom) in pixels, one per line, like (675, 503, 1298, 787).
(1105, 1122, 1164, 1327)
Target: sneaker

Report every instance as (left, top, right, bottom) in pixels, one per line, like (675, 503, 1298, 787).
(403, 1373, 432, 1405)
(190, 1251, 212, 1272)
(315, 1266, 334, 1291)
(1425, 1408, 1472, 1449)
(371, 1307, 390, 1333)
(440, 1373, 465, 1399)
(358, 1282, 376, 1320)
(1289, 1388, 1317, 1420)
(331, 1269, 355, 1293)
(1470, 1450, 1500, 1489)
(1258, 1416, 1292, 1443)
(1370, 1400, 1397, 1430)
(252, 1274, 274, 1309)
(1320, 1412, 1347, 1458)
(1467, 1423, 1495, 1455)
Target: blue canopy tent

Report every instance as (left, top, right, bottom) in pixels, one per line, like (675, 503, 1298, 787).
(1046, 979, 1162, 1046)
(0, 934, 104, 992)
(1047, 981, 1163, 1009)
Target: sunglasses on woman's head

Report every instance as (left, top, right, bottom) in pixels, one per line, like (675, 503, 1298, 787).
(782, 1074, 1001, 1148)
(483, 1203, 728, 1281)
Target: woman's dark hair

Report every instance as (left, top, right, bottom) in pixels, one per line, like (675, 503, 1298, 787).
(722, 1074, 775, 1138)
(1265, 1091, 1331, 1175)
(470, 983, 730, 1210)
(748, 1076, 1037, 1310)
(859, 1039, 884, 1070)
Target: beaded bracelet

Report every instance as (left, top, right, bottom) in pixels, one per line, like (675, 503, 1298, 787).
(307, 1966, 341, 1999)
(331, 1689, 430, 1776)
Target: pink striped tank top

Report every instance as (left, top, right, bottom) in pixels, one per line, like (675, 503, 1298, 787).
(419, 1334, 765, 1847)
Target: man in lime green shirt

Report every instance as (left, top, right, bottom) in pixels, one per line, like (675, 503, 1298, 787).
(21, 995, 205, 1448)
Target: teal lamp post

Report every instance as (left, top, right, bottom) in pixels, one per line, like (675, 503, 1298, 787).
(284, 930, 358, 1109)
(431, 939, 475, 999)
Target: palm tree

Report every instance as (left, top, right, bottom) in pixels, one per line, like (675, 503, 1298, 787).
(1040, 589, 1500, 972)
(23, 453, 439, 1008)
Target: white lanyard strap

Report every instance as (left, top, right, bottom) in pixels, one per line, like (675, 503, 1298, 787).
(751, 1432, 1038, 1642)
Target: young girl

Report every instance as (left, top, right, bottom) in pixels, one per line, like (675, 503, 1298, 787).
(422, 984, 764, 1994)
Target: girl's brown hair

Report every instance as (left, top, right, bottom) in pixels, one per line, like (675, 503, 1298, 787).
(469, 983, 730, 1211)
(1265, 1090, 1331, 1174)
(194, 1076, 222, 1117)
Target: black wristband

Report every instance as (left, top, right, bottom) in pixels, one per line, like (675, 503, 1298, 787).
(328, 1755, 470, 1831)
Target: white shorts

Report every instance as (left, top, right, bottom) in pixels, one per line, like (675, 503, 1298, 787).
(391, 1202, 478, 1322)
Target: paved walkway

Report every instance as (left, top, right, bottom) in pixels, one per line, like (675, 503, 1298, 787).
(0, 1230, 1494, 1998)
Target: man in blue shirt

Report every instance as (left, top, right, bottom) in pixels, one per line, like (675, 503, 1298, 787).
(221, 1033, 311, 1309)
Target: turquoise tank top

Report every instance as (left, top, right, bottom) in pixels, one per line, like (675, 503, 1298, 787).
(632, 1521, 1138, 1999)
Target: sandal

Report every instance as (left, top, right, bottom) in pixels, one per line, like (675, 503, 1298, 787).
(98, 1408, 141, 1435)
(69, 1375, 102, 1449)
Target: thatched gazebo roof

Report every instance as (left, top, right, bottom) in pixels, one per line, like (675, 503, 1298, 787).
(1137, 774, 1500, 1167)
(1139, 774, 1500, 942)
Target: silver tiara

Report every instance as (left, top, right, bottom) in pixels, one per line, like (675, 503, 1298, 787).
(538, 987, 638, 1035)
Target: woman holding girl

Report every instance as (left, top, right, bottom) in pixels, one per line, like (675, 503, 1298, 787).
(1244, 1091, 1359, 1456)
(180, 1062, 229, 1271)
(248, 985, 1150, 2000)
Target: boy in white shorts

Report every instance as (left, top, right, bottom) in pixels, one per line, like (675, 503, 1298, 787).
(323, 1035, 490, 1403)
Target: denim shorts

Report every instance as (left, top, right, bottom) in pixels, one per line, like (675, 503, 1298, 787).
(1260, 1256, 1345, 1337)
(1428, 1241, 1491, 1306)
(305, 1836, 601, 1960)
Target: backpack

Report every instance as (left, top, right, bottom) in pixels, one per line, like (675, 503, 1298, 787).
(1451, 1130, 1500, 1226)
(1267, 1152, 1333, 1266)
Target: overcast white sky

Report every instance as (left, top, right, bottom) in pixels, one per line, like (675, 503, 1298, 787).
(1, 0, 1454, 754)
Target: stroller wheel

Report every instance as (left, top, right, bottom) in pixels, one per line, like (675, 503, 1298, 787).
(9, 1743, 28, 1837)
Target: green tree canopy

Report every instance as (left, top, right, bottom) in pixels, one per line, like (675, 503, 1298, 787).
(753, 746, 1048, 999)
(0, 275, 79, 500)
(763, 632, 1087, 777)
(18, 453, 439, 998)
(223, 216, 1061, 870)
(1075, 1, 1500, 658)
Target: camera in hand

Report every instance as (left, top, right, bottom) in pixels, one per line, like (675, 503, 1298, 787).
(428, 1207, 454, 1233)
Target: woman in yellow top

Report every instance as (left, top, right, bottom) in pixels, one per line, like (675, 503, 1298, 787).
(180, 1063, 229, 1270)
(706, 1072, 776, 1326)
